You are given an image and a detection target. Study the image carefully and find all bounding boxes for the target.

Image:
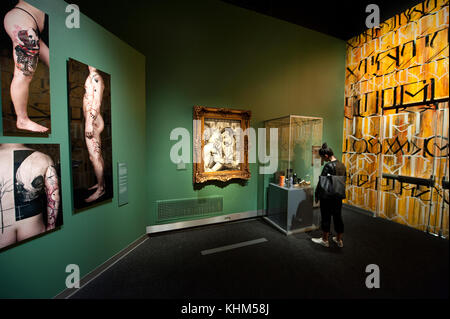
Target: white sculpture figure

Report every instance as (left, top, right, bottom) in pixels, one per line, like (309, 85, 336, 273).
(203, 122, 224, 172)
(222, 127, 238, 169)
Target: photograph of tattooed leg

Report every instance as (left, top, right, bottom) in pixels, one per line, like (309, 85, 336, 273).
(3, 1, 49, 133)
(83, 66, 106, 203)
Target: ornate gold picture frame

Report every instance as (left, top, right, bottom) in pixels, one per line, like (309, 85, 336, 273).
(193, 106, 251, 184)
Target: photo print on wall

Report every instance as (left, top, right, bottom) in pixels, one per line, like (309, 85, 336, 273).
(1, 0, 51, 136)
(0, 143, 63, 251)
(67, 58, 113, 211)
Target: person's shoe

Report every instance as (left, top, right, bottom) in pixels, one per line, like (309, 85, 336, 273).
(311, 237, 329, 247)
(332, 236, 344, 248)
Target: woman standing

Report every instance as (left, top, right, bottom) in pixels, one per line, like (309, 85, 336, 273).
(312, 143, 347, 248)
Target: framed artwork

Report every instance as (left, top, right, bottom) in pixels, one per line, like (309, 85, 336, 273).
(67, 58, 113, 211)
(193, 106, 251, 183)
(0, 143, 63, 251)
(1, 1, 51, 136)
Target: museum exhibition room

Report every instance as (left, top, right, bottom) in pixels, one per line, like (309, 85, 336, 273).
(0, 0, 448, 306)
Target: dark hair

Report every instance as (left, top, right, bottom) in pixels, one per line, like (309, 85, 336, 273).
(319, 143, 334, 157)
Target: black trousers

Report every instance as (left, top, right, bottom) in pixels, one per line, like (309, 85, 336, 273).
(320, 197, 344, 234)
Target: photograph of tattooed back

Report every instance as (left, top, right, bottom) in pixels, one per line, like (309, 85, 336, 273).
(0, 143, 63, 251)
(0, 0, 51, 136)
(67, 58, 113, 211)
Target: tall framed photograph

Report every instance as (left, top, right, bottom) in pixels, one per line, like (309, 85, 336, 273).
(1, 0, 51, 136)
(0, 143, 63, 251)
(67, 58, 113, 211)
(193, 106, 251, 184)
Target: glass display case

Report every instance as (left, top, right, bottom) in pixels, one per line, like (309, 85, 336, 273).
(263, 115, 323, 234)
(264, 115, 323, 191)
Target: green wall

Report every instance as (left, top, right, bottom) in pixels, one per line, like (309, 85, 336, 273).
(138, 0, 346, 224)
(0, 0, 345, 298)
(0, 0, 147, 298)
(60, 0, 345, 224)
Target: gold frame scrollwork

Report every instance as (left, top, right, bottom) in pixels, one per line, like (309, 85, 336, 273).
(193, 106, 251, 184)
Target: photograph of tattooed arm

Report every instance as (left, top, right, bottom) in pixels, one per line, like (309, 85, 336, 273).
(44, 164, 60, 231)
(3, 0, 49, 133)
(0, 144, 62, 250)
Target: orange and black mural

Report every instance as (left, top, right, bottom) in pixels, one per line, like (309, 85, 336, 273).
(343, 0, 449, 237)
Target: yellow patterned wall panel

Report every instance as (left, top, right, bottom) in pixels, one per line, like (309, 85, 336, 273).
(343, 0, 449, 237)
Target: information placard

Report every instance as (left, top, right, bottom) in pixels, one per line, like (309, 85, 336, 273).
(118, 162, 128, 206)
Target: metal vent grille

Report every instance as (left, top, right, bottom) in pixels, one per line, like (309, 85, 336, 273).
(157, 196, 223, 222)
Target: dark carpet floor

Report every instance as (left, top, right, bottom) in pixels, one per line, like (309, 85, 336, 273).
(71, 208, 449, 299)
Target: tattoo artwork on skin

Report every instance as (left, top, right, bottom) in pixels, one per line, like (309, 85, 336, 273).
(89, 108, 98, 120)
(94, 140, 101, 154)
(0, 146, 63, 250)
(0, 178, 13, 234)
(14, 150, 47, 221)
(14, 28, 40, 76)
(69, 59, 110, 207)
(45, 165, 59, 230)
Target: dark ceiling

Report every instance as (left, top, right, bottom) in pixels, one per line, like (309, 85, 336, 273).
(221, 0, 425, 40)
(69, 0, 425, 42)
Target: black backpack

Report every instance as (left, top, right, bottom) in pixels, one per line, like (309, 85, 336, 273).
(318, 162, 346, 200)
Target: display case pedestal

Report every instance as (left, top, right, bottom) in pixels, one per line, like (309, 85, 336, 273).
(264, 183, 318, 235)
